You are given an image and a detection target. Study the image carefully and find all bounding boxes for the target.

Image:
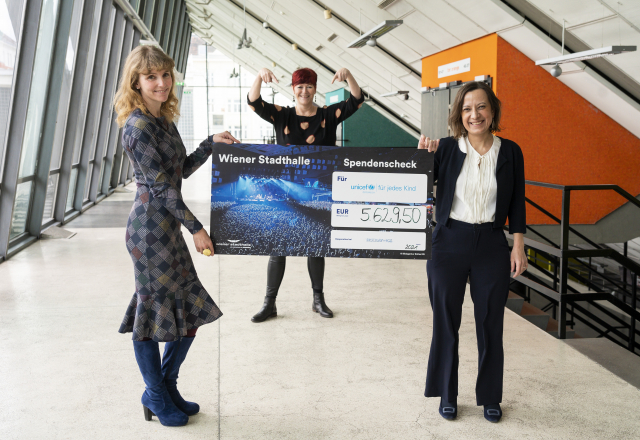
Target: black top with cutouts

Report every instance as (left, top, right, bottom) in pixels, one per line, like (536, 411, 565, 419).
(247, 91, 365, 146)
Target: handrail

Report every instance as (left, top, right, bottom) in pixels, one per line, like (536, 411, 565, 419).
(524, 197, 602, 249)
(525, 180, 640, 209)
(512, 180, 640, 349)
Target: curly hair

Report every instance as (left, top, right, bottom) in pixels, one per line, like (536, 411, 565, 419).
(113, 45, 180, 127)
(448, 81, 502, 140)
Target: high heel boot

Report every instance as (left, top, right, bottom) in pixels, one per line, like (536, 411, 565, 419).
(251, 296, 277, 322)
(133, 340, 189, 426)
(312, 291, 333, 318)
(161, 336, 199, 416)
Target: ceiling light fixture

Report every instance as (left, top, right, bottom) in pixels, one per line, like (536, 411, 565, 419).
(237, 28, 252, 49)
(377, 0, 401, 9)
(347, 20, 403, 49)
(536, 45, 636, 66)
(237, 1, 252, 49)
(535, 19, 636, 76)
(381, 75, 408, 100)
(381, 91, 409, 100)
(324, 9, 332, 19)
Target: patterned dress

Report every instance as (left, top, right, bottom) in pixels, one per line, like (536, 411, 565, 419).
(118, 108, 222, 342)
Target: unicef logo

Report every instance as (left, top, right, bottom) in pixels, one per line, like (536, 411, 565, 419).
(368, 184, 375, 190)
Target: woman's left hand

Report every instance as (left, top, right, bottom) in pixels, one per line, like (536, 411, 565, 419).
(510, 234, 528, 277)
(331, 68, 351, 83)
(212, 131, 240, 144)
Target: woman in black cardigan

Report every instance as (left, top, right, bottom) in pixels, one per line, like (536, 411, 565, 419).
(418, 81, 527, 423)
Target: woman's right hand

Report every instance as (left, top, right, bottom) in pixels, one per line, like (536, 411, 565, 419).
(258, 68, 279, 84)
(193, 228, 214, 256)
(418, 134, 439, 152)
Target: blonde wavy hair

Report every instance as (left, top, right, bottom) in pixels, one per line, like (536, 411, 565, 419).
(113, 45, 180, 127)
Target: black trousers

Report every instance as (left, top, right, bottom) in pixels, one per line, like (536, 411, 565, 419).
(266, 256, 325, 297)
(425, 219, 510, 405)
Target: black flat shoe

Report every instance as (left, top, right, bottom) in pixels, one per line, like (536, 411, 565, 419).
(483, 403, 502, 423)
(251, 296, 277, 322)
(439, 399, 457, 420)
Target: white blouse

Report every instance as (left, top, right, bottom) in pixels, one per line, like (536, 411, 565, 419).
(449, 135, 501, 224)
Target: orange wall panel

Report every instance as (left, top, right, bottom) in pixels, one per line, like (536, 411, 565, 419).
(496, 36, 640, 224)
(422, 34, 498, 91)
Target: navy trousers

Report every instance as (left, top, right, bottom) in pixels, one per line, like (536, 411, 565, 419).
(425, 219, 511, 405)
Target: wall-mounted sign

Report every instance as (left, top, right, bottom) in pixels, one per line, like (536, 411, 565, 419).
(437, 58, 471, 79)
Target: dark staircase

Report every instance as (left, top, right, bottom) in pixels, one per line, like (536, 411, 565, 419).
(503, 181, 640, 355)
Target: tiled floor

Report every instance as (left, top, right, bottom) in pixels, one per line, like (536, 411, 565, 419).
(1, 165, 639, 439)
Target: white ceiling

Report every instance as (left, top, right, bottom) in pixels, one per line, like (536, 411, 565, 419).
(184, 0, 640, 138)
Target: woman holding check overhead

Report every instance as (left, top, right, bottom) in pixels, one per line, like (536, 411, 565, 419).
(418, 81, 527, 423)
(247, 66, 364, 322)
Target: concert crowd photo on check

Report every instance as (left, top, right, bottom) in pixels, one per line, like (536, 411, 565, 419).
(210, 143, 434, 260)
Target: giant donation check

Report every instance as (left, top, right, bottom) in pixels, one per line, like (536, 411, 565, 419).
(210, 143, 434, 259)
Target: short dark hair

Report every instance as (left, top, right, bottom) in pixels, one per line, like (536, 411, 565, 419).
(292, 68, 317, 87)
(448, 81, 502, 139)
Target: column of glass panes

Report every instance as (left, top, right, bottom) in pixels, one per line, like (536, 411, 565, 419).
(0, 0, 26, 194)
(42, 0, 84, 225)
(70, 0, 115, 216)
(9, 0, 61, 240)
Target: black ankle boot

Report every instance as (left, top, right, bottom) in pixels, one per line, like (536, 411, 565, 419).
(312, 291, 333, 318)
(439, 398, 457, 420)
(251, 296, 277, 322)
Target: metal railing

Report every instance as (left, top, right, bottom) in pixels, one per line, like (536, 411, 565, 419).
(506, 180, 640, 353)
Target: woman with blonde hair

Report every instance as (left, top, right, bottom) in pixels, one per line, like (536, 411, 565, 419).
(114, 44, 238, 427)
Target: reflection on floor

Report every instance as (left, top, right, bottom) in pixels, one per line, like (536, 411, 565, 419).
(1, 165, 640, 439)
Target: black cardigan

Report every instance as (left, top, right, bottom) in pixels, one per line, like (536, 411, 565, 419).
(433, 136, 526, 234)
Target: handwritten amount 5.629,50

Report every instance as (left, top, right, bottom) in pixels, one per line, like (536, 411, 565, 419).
(360, 206, 421, 224)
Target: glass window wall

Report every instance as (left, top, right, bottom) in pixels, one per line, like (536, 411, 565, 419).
(0, 0, 193, 260)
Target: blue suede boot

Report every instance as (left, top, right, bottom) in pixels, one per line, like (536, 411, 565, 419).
(161, 336, 200, 416)
(133, 340, 189, 427)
